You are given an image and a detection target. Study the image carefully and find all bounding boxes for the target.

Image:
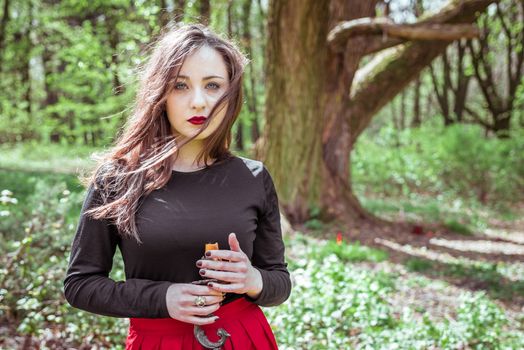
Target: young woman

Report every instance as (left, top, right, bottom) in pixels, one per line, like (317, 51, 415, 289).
(63, 23, 291, 349)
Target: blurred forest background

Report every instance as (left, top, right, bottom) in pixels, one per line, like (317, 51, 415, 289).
(1, 0, 523, 349)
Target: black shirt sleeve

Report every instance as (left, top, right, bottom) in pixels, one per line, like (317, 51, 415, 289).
(245, 166, 292, 306)
(63, 184, 172, 318)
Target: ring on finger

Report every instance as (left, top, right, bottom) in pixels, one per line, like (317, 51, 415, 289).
(194, 295, 206, 307)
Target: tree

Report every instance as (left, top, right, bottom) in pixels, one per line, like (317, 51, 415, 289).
(466, 0, 524, 137)
(0, 0, 10, 72)
(262, 0, 494, 225)
(198, 0, 210, 25)
(429, 39, 471, 125)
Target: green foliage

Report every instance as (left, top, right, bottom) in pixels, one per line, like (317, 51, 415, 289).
(266, 233, 524, 350)
(0, 0, 266, 150)
(266, 236, 397, 349)
(353, 123, 524, 209)
(1, 172, 524, 348)
(317, 240, 388, 263)
(0, 142, 97, 174)
(443, 219, 473, 236)
(455, 293, 509, 349)
(405, 256, 524, 303)
(404, 258, 433, 272)
(0, 171, 127, 348)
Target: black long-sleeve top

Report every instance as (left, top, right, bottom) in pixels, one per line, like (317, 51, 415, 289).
(63, 155, 291, 318)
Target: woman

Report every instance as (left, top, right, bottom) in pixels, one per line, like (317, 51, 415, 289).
(63, 23, 291, 349)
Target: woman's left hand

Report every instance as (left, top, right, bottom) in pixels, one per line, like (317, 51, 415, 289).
(196, 233, 263, 298)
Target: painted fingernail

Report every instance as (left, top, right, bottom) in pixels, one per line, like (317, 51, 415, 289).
(196, 261, 203, 267)
(205, 251, 211, 257)
(199, 269, 206, 276)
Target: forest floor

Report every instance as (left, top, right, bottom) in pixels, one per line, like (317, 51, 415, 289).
(294, 205, 524, 325)
(1, 142, 523, 347)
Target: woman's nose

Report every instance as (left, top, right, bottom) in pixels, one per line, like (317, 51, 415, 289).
(190, 88, 206, 110)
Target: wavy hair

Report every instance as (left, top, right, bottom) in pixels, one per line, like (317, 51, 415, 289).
(81, 23, 249, 244)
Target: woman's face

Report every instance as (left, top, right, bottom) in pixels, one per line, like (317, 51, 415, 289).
(165, 45, 230, 141)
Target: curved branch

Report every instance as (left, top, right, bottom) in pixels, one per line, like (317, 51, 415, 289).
(346, 0, 495, 142)
(329, 0, 492, 55)
(328, 17, 479, 47)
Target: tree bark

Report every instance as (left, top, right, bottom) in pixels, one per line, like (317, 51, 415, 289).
(159, 0, 170, 28)
(240, 0, 261, 145)
(174, 0, 186, 22)
(198, 0, 210, 25)
(412, 77, 421, 127)
(264, 0, 330, 223)
(328, 18, 479, 45)
(466, 1, 523, 138)
(0, 0, 10, 73)
(106, 13, 124, 95)
(23, 0, 32, 119)
(264, 0, 494, 227)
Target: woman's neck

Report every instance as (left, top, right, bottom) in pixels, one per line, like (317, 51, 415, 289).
(172, 139, 214, 171)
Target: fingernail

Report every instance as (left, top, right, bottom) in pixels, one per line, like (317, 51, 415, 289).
(196, 261, 203, 267)
(199, 269, 206, 276)
(207, 282, 214, 287)
(205, 251, 211, 257)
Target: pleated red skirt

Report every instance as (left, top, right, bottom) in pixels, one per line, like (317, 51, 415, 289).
(125, 297, 279, 349)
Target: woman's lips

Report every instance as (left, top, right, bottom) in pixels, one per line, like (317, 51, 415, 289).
(188, 116, 207, 125)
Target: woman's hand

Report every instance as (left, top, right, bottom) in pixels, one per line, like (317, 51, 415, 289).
(165, 283, 225, 325)
(196, 233, 263, 299)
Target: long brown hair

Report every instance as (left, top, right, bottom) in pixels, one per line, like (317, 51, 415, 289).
(82, 23, 248, 244)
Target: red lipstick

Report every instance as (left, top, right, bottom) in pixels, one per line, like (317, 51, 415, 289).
(188, 116, 207, 125)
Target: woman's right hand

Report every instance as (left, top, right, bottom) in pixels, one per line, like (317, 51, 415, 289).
(165, 283, 224, 325)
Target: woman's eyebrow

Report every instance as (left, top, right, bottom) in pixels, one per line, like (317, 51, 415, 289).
(177, 74, 226, 80)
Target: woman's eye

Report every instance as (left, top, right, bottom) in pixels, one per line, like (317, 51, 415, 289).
(207, 82, 220, 89)
(174, 82, 187, 90)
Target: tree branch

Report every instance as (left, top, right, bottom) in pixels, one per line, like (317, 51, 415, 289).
(334, 0, 492, 56)
(429, 63, 447, 115)
(328, 17, 479, 48)
(467, 39, 500, 114)
(464, 106, 493, 130)
(346, 0, 495, 142)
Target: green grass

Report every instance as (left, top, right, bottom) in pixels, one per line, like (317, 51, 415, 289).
(268, 233, 524, 349)
(443, 219, 473, 235)
(404, 257, 524, 303)
(0, 142, 98, 174)
(405, 257, 433, 272)
(2, 141, 524, 348)
(360, 193, 517, 235)
(316, 240, 389, 263)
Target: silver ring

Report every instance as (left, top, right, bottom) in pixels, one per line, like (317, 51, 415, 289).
(194, 296, 206, 307)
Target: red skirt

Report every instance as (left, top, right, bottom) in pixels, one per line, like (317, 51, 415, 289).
(125, 297, 279, 349)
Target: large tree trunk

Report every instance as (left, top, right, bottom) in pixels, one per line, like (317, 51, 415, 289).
(321, 1, 379, 223)
(264, 0, 330, 223)
(264, 0, 494, 227)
